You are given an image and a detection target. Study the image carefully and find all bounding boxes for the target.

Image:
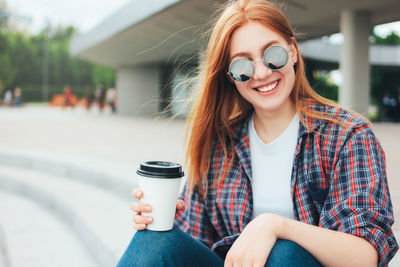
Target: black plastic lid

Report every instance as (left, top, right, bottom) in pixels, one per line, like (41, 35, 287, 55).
(137, 161, 184, 179)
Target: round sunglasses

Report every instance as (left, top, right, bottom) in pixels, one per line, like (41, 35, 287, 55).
(228, 45, 289, 82)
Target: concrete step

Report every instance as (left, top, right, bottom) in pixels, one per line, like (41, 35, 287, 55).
(0, 147, 138, 200)
(0, 164, 136, 266)
(1, 148, 398, 266)
(0, 190, 100, 267)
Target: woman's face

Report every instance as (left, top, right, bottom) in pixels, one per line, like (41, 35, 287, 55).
(228, 21, 297, 115)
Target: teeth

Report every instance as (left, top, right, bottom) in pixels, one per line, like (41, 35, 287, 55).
(258, 81, 278, 92)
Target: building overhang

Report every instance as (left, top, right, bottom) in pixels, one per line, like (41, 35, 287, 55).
(71, 0, 400, 68)
(299, 39, 400, 69)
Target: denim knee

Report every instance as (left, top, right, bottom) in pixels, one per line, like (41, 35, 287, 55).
(117, 228, 181, 267)
(117, 227, 224, 267)
(266, 239, 322, 267)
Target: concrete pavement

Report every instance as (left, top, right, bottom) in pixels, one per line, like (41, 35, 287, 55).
(0, 104, 187, 266)
(0, 190, 99, 267)
(0, 104, 399, 266)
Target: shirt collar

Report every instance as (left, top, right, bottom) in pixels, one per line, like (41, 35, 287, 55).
(232, 116, 252, 179)
(299, 103, 326, 136)
(231, 103, 327, 179)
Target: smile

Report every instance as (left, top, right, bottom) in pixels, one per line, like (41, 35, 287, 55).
(255, 80, 279, 92)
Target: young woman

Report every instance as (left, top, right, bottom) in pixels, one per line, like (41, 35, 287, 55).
(118, 0, 398, 266)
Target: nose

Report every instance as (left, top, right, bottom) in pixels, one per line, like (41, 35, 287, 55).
(252, 59, 272, 81)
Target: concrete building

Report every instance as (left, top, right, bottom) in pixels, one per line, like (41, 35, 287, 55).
(71, 0, 400, 117)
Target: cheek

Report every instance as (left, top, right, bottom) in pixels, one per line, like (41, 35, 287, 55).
(282, 67, 296, 87)
(234, 83, 249, 98)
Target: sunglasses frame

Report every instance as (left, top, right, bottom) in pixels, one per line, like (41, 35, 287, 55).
(227, 45, 290, 83)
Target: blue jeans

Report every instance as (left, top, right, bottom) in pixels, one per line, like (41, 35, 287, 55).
(117, 226, 322, 267)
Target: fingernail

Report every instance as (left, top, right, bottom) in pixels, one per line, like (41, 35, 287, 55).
(144, 206, 152, 212)
(146, 217, 152, 223)
(136, 191, 141, 197)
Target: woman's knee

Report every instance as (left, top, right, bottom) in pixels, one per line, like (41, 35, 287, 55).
(117, 228, 183, 267)
(266, 239, 322, 267)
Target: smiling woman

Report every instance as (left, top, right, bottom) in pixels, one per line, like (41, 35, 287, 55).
(228, 21, 297, 120)
(117, 0, 399, 266)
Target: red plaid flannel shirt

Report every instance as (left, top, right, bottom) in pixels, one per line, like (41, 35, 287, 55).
(175, 104, 398, 266)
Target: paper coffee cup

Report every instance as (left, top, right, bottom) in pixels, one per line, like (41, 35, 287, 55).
(137, 161, 184, 231)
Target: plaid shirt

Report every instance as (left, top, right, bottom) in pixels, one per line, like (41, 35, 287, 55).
(174, 104, 398, 266)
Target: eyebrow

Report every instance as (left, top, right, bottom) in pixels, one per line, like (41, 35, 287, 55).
(230, 40, 280, 60)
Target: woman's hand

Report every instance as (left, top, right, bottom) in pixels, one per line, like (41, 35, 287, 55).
(224, 213, 283, 267)
(130, 188, 185, 230)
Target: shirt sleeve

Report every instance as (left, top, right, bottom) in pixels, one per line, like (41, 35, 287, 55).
(174, 182, 215, 248)
(320, 128, 399, 266)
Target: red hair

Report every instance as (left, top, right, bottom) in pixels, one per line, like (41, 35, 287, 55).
(186, 0, 343, 194)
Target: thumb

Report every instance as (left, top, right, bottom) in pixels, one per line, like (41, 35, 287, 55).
(176, 200, 185, 210)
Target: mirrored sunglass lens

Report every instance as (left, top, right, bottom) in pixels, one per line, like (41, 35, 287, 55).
(263, 46, 288, 70)
(229, 58, 254, 82)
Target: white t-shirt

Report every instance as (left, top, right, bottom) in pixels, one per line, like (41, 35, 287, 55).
(249, 113, 299, 219)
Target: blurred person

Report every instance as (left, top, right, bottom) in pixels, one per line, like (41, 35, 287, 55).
(398, 88, 400, 106)
(106, 87, 117, 113)
(382, 93, 396, 122)
(0, 80, 3, 101)
(3, 89, 12, 106)
(396, 88, 400, 122)
(118, 1, 398, 266)
(13, 87, 22, 107)
(85, 86, 94, 111)
(63, 85, 73, 108)
(96, 84, 106, 112)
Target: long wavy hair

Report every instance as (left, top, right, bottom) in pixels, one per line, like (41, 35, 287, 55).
(185, 0, 341, 194)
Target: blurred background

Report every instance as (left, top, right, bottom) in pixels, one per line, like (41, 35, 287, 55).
(0, 0, 400, 120)
(0, 0, 400, 266)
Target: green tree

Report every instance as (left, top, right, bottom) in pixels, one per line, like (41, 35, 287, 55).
(0, 32, 18, 88)
(372, 31, 400, 45)
(92, 64, 116, 89)
(0, 21, 116, 102)
(370, 29, 400, 120)
(0, 52, 15, 86)
(311, 72, 339, 102)
(0, 1, 8, 30)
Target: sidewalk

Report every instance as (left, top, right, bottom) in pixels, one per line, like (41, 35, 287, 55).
(0, 104, 399, 266)
(0, 190, 99, 267)
(0, 104, 187, 266)
(0, 104, 186, 165)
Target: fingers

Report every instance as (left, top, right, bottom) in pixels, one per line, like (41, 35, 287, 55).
(176, 199, 185, 210)
(130, 201, 152, 213)
(131, 188, 143, 200)
(133, 214, 153, 224)
(131, 189, 186, 231)
(130, 189, 153, 230)
(135, 224, 147, 231)
(130, 202, 153, 230)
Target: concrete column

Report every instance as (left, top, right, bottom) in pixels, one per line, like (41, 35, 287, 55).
(339, 10, 371, 115)
(116, 65, 161, 116)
